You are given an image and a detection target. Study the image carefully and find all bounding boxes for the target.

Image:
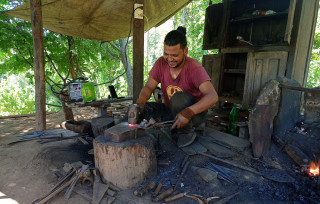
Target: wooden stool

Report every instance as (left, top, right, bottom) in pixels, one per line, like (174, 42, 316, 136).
(233, 121, 249, 139)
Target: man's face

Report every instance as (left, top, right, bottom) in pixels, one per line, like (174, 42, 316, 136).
(163, 44, 188, 69)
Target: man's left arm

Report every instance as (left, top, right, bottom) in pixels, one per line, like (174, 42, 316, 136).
(171, 81, 218, 129)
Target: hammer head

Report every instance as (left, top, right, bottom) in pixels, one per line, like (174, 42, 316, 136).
(128, 104, 143, 124)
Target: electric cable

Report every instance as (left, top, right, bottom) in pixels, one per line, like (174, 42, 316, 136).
(47, 6, 144, 103)
(143, 13, 150, 74)
(95, 6, 144, 86)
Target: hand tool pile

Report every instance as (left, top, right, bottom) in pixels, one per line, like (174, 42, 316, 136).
(32, 165, 120, 204)
(132, 157, 190, 203)
(204, 161, 238, 184)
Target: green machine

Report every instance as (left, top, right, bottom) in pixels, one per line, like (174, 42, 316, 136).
(69, 82, 96, 103)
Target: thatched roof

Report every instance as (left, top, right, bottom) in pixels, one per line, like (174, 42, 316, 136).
(4, 0, 191, 41)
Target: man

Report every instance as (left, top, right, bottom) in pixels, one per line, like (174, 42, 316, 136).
(136, 26, 218, 147)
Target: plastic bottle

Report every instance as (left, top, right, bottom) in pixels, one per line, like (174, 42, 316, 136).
(228, 104, 240, 135)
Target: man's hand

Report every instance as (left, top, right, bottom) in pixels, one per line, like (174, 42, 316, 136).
(171, 113, 190, 130)
(171, 107, 195, 130)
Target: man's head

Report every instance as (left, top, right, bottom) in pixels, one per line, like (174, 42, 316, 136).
(163, 26, 188, 69)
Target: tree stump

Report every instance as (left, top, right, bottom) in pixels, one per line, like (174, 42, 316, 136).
(93, 135, 157, 189)
(91, 117, 114, 137)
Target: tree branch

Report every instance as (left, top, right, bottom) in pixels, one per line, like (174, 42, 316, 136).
(28, 47, 34, 63)
(45, 50, 65, 81)
(14, 44, 33, 68)
(106, 46, 120, 59)
(108, 41, 121, 52)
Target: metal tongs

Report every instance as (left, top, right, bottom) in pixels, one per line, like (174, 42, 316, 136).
(139, 118, 176, 129)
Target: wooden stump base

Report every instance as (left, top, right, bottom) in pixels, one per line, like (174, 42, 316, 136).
(94, 135, 157, 189)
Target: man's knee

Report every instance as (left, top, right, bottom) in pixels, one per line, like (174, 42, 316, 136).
(170, 92, 197, 116)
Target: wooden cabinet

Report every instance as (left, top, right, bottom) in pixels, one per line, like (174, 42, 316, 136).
(202, 0, 296, 108)
(243, 51, 288, 108)
(203, 0, 296, 49)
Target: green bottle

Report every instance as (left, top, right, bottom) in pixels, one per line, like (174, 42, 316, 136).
(228, 104, 239, 135)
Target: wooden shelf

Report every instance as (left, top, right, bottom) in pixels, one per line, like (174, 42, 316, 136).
(221, 45, 289, 53)
(230, 11, 289, 23)
(223, 69, 246, 74)
(219, 96, 242, 104)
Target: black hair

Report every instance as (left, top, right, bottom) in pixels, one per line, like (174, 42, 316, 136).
(164, 26, 187, 49)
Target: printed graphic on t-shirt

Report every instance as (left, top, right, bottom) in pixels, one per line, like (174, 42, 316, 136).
(166, 85, 183, 100)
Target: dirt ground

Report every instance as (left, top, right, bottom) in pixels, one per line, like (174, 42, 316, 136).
(0, 105, 319, 204)
(0, 107, 99, 204)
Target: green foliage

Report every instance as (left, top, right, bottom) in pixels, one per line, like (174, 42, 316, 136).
(307, 8, 320, 88)
(172, 0, 221, 61)
(0, 74, 35, 115)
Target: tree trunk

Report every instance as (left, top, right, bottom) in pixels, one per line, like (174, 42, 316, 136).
(94, 135, 157, 189)
(68, 36, 77, 80)
(61, 36, 77, 121)
(60, 90, 74, 121)
(119, 39, 133, 97)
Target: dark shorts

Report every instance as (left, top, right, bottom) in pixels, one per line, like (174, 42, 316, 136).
(142, 92, 207, 130)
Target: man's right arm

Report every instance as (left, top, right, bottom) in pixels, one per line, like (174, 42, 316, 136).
(136, 77, 159, 106)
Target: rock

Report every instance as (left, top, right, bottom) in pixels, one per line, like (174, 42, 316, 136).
(249, 80, 280, 157)
(274, 77, 301, 134)
(191, 166, 217, 182)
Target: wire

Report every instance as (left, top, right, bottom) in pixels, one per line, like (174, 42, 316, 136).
(47, 6, 145, 103)
(95, 6, 144, 87)
(143, 13, 150, 74)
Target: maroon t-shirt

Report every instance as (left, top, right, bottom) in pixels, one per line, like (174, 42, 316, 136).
(149, 56, 211, 107)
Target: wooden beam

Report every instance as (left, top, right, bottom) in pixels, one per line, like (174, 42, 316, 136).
(30, 0, 46, 131)
(291, 0, 319, 86)
(132, 0, 144, 102)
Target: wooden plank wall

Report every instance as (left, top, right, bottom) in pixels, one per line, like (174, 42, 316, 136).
(202, 54, 222, 93)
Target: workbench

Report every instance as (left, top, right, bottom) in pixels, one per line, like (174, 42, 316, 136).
(67, 97, 133, 117)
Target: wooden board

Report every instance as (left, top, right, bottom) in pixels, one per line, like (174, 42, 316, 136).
(180, 139, 207, 156)
(284, 0, 296, 43)
(204, 127, 250, 151)
(202, 54, 222, 93)
(198, 137, 235, 158)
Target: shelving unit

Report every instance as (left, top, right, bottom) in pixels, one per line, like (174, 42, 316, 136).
(230, 11, 289, 23)
(202, 0, 296, 108)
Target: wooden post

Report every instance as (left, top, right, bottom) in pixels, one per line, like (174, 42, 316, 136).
(132, 0, 144, 102)
(30, 0, 46, 131)
(290, 0, 319, 86)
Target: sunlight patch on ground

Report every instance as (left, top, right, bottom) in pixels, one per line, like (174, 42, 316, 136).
(0, 192, 19, 204)
(22, 128, 33, 133)
(7, 183, 16, 187)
